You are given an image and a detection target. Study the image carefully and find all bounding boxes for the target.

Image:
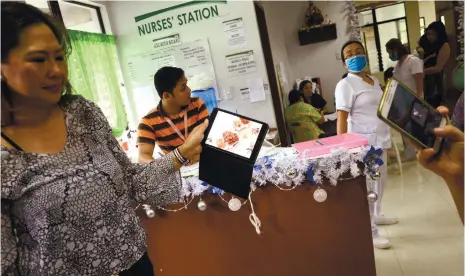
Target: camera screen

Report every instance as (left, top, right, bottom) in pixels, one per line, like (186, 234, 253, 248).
(206, 111, 263, 159)
(387, 84, 442, 148)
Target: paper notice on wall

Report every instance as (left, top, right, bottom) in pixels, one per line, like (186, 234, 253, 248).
(226, 50, 256, 76)
(223, 86, 234, 100)
(239, 87, 250, 100)
(223, 18, 247, 49)
(180, 44, 208, 69)
(247, 78, 266, 103)
(152, 54, 176, 70)
(126, 53, 175, 86)
(132, 86, 158, 119)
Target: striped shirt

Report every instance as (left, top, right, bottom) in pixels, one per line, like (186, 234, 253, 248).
(137, 97, 209, 154)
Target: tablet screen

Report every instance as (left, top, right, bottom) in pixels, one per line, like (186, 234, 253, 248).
(205, 111, 264, 159)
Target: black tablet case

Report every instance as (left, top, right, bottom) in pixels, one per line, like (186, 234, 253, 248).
(199, 146, 254, 199)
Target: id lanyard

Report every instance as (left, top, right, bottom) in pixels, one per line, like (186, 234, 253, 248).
(164, 110, 188, 141)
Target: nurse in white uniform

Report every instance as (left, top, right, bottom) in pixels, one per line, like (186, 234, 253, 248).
(385, 38, 424, 97)
(335, 41, 398, 249)
(386, 38, 424, 160)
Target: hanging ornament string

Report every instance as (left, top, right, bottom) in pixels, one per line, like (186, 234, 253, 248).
(248, 184, 261, 235)
(158, 196, 194, 212)
(141, 146, 384, 228)
(219, 193, 248, 210)
(134, 203, 156, 218)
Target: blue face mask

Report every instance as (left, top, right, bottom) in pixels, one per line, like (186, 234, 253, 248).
(389, 54, 399, 61)
(345, 55, 367, 73)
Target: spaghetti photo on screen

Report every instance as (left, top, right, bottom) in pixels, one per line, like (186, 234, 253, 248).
(206, 111, 263, 158)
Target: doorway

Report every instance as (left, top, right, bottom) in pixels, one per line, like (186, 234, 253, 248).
(254, 1, 290, 146)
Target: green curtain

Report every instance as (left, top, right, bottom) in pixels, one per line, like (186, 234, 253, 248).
(67, 30, 127, 137)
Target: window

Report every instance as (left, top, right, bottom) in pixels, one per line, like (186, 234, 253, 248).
(29, 1, 107, 34)
(25, 0, 51, 14)
(420, 17, 426, 36)
(58, 1, 105, 33)
(440, 15, 446, 25)
(359, 3, 409, 73)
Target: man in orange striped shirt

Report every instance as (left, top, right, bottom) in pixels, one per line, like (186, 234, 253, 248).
(138, 67, 209, 163)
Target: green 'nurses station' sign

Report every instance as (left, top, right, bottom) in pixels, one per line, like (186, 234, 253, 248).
(135, 0, 228, 37)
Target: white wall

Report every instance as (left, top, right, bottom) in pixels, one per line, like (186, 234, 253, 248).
(419, 0, 437, 26)
(261, 1, 292, 106)
(102, 1, 277, 128)
(263, 1, 351, 112)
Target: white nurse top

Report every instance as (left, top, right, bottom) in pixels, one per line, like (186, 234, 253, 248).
(393, 54, 423, 94)
(335, 73, 391, 149)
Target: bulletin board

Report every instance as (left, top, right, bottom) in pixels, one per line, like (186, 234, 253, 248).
(125, 39, 218, 119)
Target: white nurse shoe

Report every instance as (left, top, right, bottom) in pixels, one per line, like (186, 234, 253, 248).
(373, 236, 392, 249)
(375, 215, 399, 225)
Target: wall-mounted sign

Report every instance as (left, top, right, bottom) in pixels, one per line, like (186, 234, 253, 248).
(239, 87, 250, 100)
(135, 1, 229, 37)
(153, 34, 181, 50)
(223, 17, 247, 49)
(226, 50, 256, 77)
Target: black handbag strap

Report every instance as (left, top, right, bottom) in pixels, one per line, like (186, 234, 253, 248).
(1, 133, 23, 151)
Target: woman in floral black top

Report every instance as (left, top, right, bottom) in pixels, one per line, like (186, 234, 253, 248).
(1, 3, 207, 275)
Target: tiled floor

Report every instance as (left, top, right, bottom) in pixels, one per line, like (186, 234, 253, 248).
(374, 161, 464, 276)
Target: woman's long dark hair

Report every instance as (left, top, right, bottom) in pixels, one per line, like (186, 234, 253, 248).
(298, 80, 312, 104)
(423, 21, 448, 54)
(288, 90, 302, 105)
(298, 80, 312, 94)
(1, 2, 72, 126)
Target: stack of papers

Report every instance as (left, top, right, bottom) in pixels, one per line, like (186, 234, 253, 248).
(180, 163, 199, 178)
(324, 113, 337, 122)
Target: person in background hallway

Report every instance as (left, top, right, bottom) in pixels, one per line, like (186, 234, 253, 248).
(413, 35, 437, 65)
(421, 21, 451, 108)
(386, 38, 425, 161)
(416, 106, 464, 223)
(285, 90, 325, 143)
(138, 66, 209, 163)
(1, 3, 207, 275)
(335, 40, 398, 250)
(385, 38, 424, 98)
(299, 80, 328, 114)
(451, 93, 464, 132)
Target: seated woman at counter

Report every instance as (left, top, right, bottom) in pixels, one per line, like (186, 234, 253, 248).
(285, 90, 325, 143)
(299, 80, 328, 114)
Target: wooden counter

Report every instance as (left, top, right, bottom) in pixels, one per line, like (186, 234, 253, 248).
(140, 176, 376, 276)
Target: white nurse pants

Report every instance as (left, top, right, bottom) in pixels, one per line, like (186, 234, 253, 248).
(366, 150, 388, 237)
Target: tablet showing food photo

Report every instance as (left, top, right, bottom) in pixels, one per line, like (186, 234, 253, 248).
(205, 110, 266, 159)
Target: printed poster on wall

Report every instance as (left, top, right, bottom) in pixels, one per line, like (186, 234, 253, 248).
(226, 50, 257, 77)
(223, 18, 247, 49)
(125, 39, 219, 105)
(126, 50, 176, 87)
